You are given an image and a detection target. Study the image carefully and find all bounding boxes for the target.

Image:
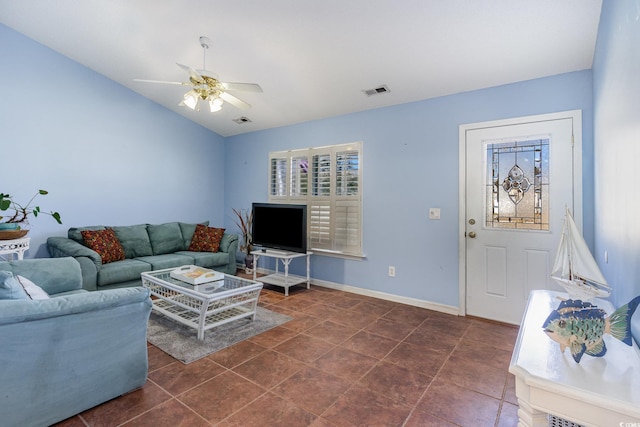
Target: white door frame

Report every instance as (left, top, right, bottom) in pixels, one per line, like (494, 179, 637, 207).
(458, 110, 583, 316)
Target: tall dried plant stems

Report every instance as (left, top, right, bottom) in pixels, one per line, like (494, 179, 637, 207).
(232, 208, 252, 254)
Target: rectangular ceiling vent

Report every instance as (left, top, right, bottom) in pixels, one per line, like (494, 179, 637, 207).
(363, 85, 390, 96)
(233, 116, 252, 124)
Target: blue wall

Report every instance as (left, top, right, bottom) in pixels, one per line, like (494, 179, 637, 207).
(593, 0, 640, 307)
(1, 22, 596, 310)
(0, 24, 226, 257)
(226, 71, 594, 308)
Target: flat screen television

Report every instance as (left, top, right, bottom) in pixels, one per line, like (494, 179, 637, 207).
(251, 202, 307, 253)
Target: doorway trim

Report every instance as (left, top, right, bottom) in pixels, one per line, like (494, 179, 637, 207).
(458, 110, 583, 316)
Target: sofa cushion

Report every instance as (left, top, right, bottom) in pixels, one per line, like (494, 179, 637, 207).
(96, 259, 152, 287)
(188, 224, 225, 253)
(147, 222, 184, 255)
(135, 253, 195, 270)
(113, 224, 153, 258)
(176, 251, 230, 268)
(179, 221, 210, 250)
(17, 275, 50, 300)
(0, 271, 29, 300)
(81, 228, 126, 264)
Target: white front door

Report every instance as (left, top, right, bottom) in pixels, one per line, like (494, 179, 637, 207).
(459, 111, 582, 325)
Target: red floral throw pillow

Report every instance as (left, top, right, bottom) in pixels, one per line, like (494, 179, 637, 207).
(81, 228, 126, 264)
(188, 224, 225, 253)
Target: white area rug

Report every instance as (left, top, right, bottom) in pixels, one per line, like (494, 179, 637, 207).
(147, 307, 291, 364)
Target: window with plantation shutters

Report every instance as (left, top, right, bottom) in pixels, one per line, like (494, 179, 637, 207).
(268, 142, 363, 258)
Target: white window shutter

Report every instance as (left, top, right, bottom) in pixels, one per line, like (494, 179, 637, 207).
(290, 156, 308, 198)
(268, 142, 363, 257)
(311, 152, 332, 197)
(309, 201, 332, 250)
(336, 150, 359, 196)
(334, 199, 360, 253)
(269, 156, 288, 197)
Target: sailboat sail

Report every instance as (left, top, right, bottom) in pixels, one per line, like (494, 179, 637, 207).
(551, 208, 611, 300)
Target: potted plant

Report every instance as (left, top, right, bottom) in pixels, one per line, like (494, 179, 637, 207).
(0, 190, 62, 238)
(232, 207, 253, 272)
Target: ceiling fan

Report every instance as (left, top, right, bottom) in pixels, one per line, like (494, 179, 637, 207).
(134, 36, 262, 113)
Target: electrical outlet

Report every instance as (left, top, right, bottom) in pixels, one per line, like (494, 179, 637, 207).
(429, 208, 441, 220)
(388, 266, 396, 277)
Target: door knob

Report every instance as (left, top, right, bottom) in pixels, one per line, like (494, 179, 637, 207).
(468, 231, 476, 238)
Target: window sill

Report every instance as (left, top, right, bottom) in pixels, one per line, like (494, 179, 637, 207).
(311, 249, 366, 261)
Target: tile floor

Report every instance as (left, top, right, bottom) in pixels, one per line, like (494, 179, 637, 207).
(55, 279, 520, 427)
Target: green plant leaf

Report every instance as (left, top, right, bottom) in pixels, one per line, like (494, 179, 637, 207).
(0, 189, 61, 225)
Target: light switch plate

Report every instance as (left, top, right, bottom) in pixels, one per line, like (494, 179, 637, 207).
(429, 208, 441, 220)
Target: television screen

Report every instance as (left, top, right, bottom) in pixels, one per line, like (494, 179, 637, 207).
(251, 203, 307, 253)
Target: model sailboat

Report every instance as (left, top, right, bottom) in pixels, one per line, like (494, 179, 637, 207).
(551, 208, 611, 300)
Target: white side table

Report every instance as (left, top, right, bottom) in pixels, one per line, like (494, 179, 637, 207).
(251, 249, 312, 296)
(509, 290, 640, 427)
(0, 237, 30, 261)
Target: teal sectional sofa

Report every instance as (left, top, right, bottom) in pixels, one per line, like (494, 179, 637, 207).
(0, 257, 152, 426)
(47, 221, 239, 291)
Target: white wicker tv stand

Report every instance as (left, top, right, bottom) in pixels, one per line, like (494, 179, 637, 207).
(251, 249, 311, 296)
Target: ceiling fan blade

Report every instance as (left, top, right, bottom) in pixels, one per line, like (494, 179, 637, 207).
(220, 92, 251, 110)
(221, 82, 263, 93)
(133, 78, 186, 86)
(177, 63, 204, 84)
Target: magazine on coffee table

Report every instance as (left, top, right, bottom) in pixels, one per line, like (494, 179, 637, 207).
(170, 265, 224, 285)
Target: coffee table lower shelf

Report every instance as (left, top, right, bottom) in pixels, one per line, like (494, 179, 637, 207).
(153, 298, 257, 335)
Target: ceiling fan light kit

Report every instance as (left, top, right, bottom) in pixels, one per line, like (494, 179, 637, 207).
(209, 98, 223, 112)
(135, 36, 262, 115)
(181, 89, 199, 110)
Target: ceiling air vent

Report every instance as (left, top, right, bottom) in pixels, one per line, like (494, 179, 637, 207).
(363, 85, 390, 96)
(233, 116, 252, 124)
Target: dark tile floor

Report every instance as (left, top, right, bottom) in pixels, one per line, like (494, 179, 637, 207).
(55, 279, 520, 427)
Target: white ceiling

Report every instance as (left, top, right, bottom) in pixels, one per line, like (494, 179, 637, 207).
(0, 0, 602, 137)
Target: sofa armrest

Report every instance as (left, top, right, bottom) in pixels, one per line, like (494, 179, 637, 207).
(47, 236, 102, 270)
(73, 257, 98, 291)
(220, 233, 238, 253)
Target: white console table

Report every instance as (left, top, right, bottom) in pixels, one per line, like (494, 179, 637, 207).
(509, 290, 640, 427)
(251, 250, 311, 296)
(0, 237, 30, 261)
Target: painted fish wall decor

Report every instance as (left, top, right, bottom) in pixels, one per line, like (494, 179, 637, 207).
(542, 296, 640, 363)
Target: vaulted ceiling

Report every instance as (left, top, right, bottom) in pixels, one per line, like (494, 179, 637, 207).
(0, 0, 602, 136)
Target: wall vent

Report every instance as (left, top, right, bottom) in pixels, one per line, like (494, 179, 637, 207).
(233, 116, 252, 124)
(363, 85, 390, 96)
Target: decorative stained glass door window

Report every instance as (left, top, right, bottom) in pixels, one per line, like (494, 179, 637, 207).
(485, 138, 549, 230)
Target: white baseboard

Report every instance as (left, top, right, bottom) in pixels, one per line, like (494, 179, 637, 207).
(253, 267, 459, 316)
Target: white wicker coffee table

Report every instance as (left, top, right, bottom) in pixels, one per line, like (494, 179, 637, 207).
(141, 267, 263, 340)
